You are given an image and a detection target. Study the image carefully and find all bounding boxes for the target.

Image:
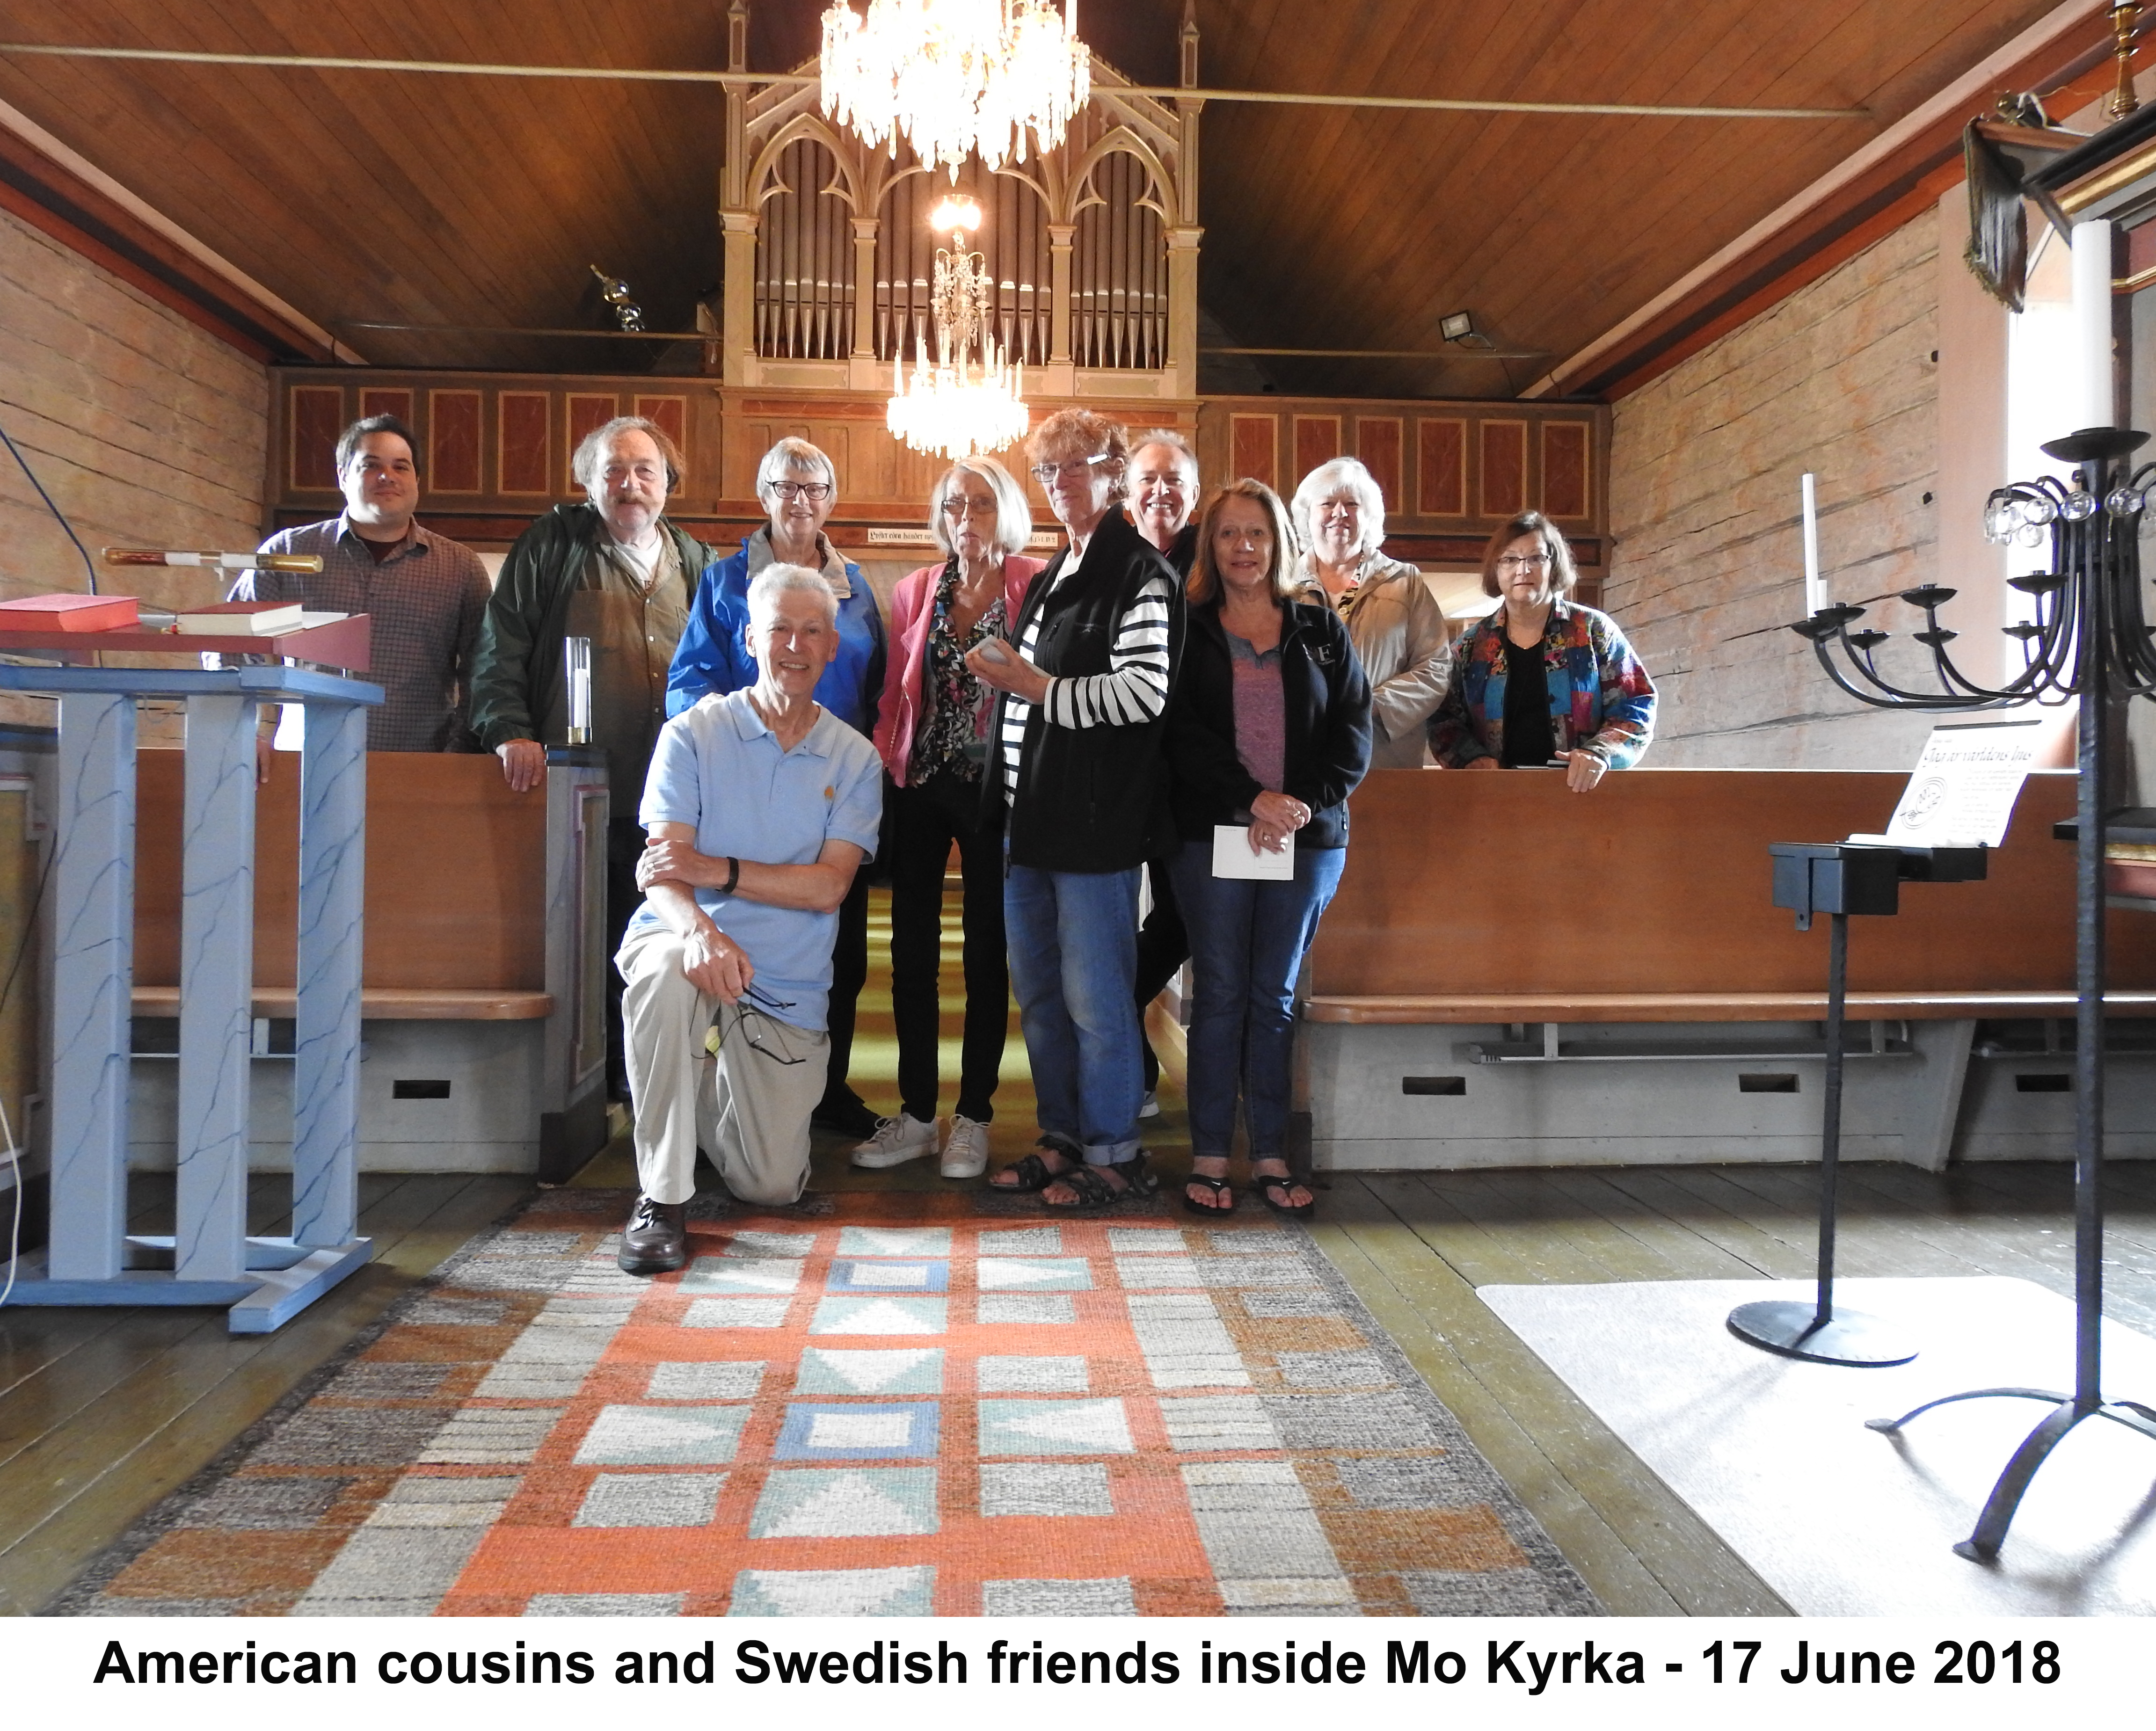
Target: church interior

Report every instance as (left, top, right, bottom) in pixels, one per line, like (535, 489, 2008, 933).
(6, 0, 2156, 1621)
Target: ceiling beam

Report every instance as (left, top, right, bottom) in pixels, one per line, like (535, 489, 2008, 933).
(0, 43, 1868, 121)
(1206, 345, 1549, 361)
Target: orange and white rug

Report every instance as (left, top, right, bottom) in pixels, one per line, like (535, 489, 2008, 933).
(65, 1189, 1593, 1618)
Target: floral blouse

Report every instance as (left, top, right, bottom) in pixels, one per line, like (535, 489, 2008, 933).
(907, 559, 1008, 784)
(1428, 599, 1656, 770)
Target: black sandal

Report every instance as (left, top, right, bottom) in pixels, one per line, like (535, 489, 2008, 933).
(1253, 1164, 1314, 1219)
(1181, 1160, 1236, 1216)
(990, 1139, 1082, 1193)
(1042, 1150, 1160, 1212)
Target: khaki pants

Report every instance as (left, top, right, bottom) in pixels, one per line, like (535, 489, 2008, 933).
(616, 925, 828, 1206)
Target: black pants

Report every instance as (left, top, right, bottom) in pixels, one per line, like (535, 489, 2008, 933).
(886, 773, 1007, 1123)
(818, 866, 871, 1117)
(1131, 852, 1189, 1092)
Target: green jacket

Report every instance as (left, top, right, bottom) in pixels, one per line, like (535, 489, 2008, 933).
(468, 503, 716, 750)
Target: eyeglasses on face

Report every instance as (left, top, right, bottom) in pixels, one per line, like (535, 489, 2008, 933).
(940, 495, 999, 518)
(1030, 454, 1113, 484)
(768, 479, 832, 502)
(1497, 552, 1552, 571)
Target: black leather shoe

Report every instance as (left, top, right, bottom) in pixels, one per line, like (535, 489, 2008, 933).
(618, 1195, 689, 1274)
(811, 1098, 881, 1141)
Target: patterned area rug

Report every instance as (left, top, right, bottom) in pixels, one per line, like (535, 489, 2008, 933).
(60, 1189, 1594, 1617)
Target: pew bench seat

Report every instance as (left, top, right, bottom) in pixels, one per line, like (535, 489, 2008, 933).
(1303, 991, 2156, 1024)
(130, 986, 554, 1020)
(1297, 772, 2156, 1172)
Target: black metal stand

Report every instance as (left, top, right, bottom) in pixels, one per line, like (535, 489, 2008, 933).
(1728, 909, 1920, 1366)
(1764, 422, 2156, 1558)
(1729, 842, 1983, 1367)
(1863, 487, 2156, 1555)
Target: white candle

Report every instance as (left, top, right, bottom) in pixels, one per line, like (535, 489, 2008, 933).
(1801, 472, 1823, 614)
(2071, 218, 2114, 430)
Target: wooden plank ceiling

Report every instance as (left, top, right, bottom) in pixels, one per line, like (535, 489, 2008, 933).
(0, 0, 2080, 396)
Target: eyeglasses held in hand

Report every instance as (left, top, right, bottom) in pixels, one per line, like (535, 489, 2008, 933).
(768, 480, 833, 502)
(1030, 454, 1113, 485)
(1497, 552, 1552, 571)
(707, 996, 808, 1065)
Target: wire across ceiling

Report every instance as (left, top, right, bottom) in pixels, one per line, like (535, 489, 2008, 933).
(0, 42, 1872, 121)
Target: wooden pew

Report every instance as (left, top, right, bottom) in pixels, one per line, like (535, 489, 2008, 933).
(125, 750, 608, 1177)
(1297, 770, 2156, 1171)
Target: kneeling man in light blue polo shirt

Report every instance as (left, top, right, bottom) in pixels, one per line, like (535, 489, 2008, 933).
(615, 563, 883, 1274)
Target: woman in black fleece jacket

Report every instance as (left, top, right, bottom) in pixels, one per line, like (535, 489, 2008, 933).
(1165, 479, 1372, 1216)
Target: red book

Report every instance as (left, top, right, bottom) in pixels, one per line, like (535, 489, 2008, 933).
(0, 593, 139, 633)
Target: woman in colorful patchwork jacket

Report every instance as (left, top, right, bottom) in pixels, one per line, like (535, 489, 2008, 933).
(1427, 510, 1655, 791)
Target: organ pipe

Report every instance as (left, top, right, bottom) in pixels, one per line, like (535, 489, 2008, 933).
(757, 137, 1163, 370)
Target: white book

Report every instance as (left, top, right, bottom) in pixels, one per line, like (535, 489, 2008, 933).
(1212, 823, 1294, 881)
(173, 603, 305, 635)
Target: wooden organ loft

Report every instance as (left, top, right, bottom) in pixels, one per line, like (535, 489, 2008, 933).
(717, 12, 1202, 400)
(260, 6, 1610, 596)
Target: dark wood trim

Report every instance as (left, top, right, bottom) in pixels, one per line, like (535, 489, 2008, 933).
(1565, 29, 2140, 403)
(0, 126, 331, 364)
(1573, 157, 1969, 403)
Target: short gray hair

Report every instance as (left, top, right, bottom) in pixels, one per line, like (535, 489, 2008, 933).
(572, 415, 683, 490)
(930, 457, 1032, 558)
(746, 562, 838, 628)
(756, 436, 838, 502)
(1291, 456, 1387, 558)
(1129, 429, 1199, 487)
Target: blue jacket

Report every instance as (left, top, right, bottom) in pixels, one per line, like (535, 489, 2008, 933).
(665, 530, 888, 735)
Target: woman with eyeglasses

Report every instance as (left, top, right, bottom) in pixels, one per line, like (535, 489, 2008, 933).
(1293, 456, 1451, 768)
(856, 459, 1046, 1180)
(666, 436, 889, 1137)
(1165, 480, 1371, 1218)
(969, 409, 1185, 1210)
(1427, 511, 1655, 791)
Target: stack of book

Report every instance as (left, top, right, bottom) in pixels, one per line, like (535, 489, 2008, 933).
(0, 596, 335, 638)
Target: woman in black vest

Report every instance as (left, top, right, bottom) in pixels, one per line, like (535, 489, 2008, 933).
(969, 409, 1185, 1207)
(1165, 480, 1372, 1216)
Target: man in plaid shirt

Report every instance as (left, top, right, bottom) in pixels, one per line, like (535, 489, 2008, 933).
(239, 414, 491, 768)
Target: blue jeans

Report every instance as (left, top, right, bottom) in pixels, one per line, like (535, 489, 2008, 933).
(1004, 858, 1144, 1165)
(1170, 839, 1348, 1159)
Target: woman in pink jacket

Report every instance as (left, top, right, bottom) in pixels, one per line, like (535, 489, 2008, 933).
(859, 457, 1045, 1179)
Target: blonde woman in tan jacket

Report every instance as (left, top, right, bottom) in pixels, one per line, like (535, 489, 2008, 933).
(1293, 456, 1451, 768)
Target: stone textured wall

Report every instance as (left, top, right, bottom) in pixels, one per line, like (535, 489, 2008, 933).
(0, 206, 270, 725)
(1605, 215, 1942, 768)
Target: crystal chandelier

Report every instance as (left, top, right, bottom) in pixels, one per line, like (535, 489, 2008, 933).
(821, 0, 1091, 177)
(888, 195, 1029, 460)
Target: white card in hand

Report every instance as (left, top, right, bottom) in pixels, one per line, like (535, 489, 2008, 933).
(1213, 823, 1294, 880)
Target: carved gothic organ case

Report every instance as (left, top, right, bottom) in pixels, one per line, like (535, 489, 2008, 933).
(725, 52, 1201, 400)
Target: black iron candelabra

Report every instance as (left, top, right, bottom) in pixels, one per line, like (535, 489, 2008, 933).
(1795, 425, 2156, 1561)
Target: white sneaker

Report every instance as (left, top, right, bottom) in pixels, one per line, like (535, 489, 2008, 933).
(850, 1113, 939, 1169)
(940, 1114, 991, 1178)
(1138, 1089, 1161, 1120)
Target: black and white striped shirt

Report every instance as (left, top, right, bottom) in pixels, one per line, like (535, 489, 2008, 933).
(1000, 544, 1176, 800)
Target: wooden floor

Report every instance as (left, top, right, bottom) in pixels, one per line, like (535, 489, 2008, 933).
(6, 891, 2156, 1615)
(0, 1169, 531, 1617)
(1312, 1159, 2156, 1615)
